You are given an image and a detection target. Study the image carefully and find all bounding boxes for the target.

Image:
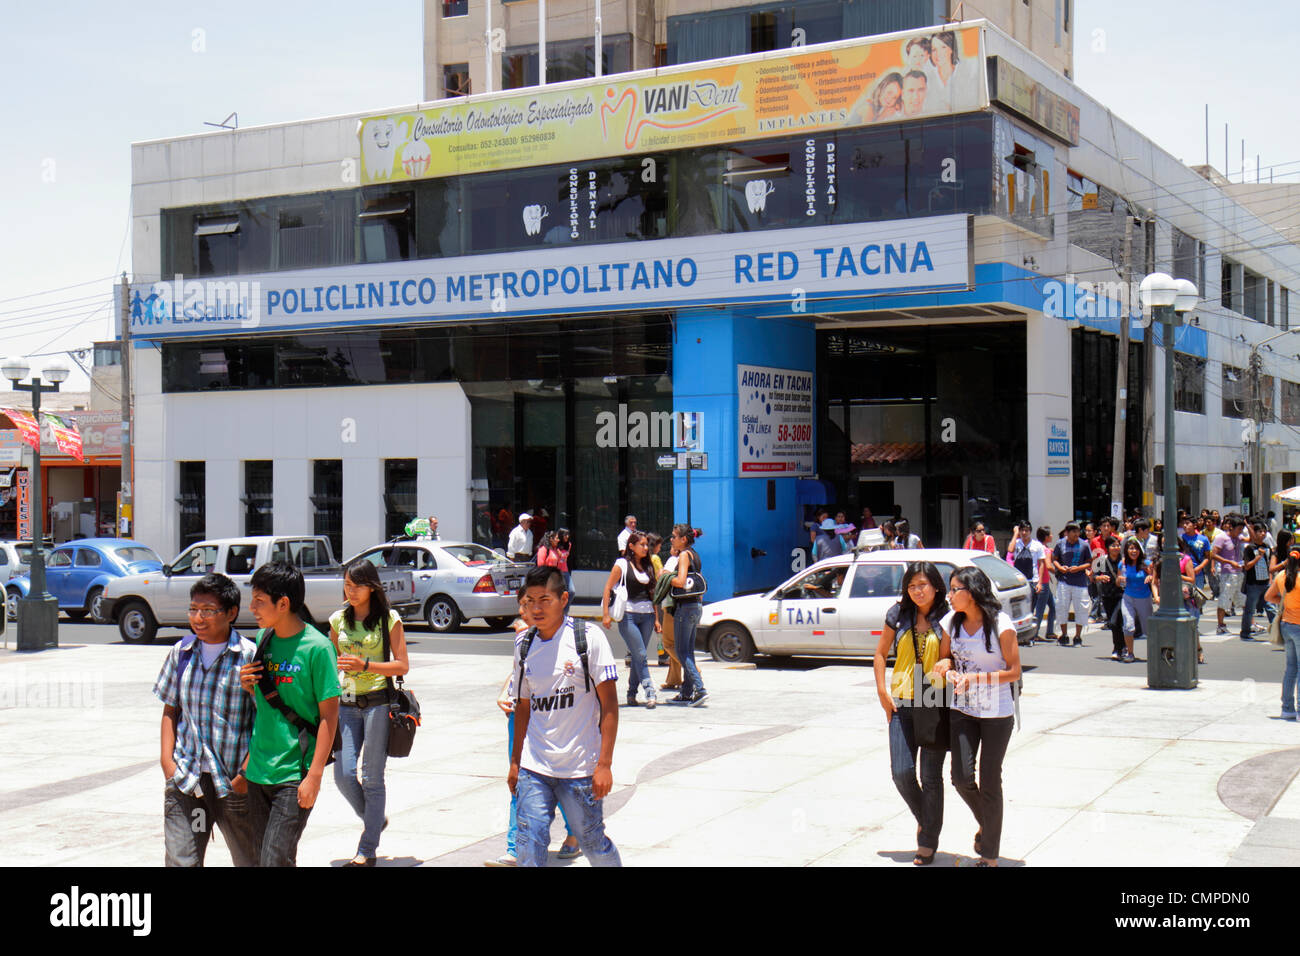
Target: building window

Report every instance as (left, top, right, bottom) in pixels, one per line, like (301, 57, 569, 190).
(384, 459, 418, 540)
(277, 203, 329, 270)
(442, 0, 467, 16)
(1283, 287, 1291, 331)
(1222, 257, 1236, 311)
(1243, 268, 1264, 322)
(194, 216, 239, 277)
(1222, 364, 1248, 420)
(1282, 381, 1300, 427)
(243, 460, 273, 536)
(359, 192, 414, 263)
(1173, 354, 1205, 414)
(178, 461, 206, 551)
(93, 343, 121, 367)
(503, 34, 631, 89)
(1172, 228, 1199, 288)
(312, 460, 343, 561)
(443, 62, 470, 97)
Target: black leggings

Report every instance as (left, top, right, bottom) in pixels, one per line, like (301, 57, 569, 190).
(949, 710, 1015, 860)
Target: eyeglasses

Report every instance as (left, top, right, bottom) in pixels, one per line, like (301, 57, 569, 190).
(188, 606, 225, 618)
(973, 528, 985, 534)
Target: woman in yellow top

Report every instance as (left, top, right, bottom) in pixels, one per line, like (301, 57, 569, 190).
(328, 559, 409, 867)
(1265, 544, 1300, 720)
(874, 561, 948, 865)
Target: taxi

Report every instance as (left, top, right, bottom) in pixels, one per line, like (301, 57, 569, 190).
(698, 548, 1038, 663)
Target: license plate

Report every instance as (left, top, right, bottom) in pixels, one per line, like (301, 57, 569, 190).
(507, 577, 522, 590)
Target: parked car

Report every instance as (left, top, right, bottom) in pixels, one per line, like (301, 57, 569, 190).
(101, 535, 417, 643)
(347, 539, 533, 633)
(6, 538, 163, 624)
(1, 541, 52, 619)
(697, 548, 1038, 664)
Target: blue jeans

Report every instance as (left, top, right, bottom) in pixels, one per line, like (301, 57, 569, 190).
(515, 767, 621, 867)
(333, 701, 390, 858)
(619, 611, 657, 701)
(1033, 584, 1055, 637)
(1242, 582, 1269, 639)
(247, 781, 313, 867)
(1281, 623, 1300, 715)
(506, 712, 573, 856)
(163, 776, 259, 867)
(672, 601, 705, 696)
(888, 707, 945, 850)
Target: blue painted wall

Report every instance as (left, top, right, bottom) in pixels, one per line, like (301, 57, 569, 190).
(673, 307, 816, 598)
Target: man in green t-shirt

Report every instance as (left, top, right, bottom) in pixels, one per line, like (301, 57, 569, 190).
(239, 561, 340, 866)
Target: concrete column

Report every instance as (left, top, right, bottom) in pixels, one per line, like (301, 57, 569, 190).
(1025, 311, 1074, 526)
(273, 458, 311, 541)
(343, 457, 385, 560)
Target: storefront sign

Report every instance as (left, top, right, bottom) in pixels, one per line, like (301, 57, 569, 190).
(359, 26, 985, 184)
(130, 215, 972, 338)
(0, 411, 121, 461)
(988, 56, 1079, 146)
(15, 469, 29, 541)
(738, 364, 813, 477)
(1047, 418, 1071, 476)
(2, 409, 41, 451)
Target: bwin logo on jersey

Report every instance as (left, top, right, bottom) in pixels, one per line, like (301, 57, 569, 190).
(532, 689, 575, 712)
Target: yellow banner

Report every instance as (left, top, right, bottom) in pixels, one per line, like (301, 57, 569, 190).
(360, 26, 984, 184)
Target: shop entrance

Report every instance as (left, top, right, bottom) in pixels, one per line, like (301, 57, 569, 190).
(818, 323, 1028, 553)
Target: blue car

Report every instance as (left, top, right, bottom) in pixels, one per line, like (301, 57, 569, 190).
(6, 538, 163, 623)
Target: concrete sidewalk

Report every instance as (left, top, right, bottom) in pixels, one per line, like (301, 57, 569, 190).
(0, 635, 1296, 867)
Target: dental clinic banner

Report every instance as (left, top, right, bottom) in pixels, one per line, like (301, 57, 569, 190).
(127, 214, 972, 338)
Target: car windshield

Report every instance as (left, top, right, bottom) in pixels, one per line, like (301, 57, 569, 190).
(443, 544, 507, 567)
(974, 554, 1027, 590)
(114, 546, 161, 565)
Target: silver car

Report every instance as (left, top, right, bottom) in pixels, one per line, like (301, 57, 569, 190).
(2, 540, 51, 620)
(698, 548, 1039, 663)
(348, 540, 533, 633)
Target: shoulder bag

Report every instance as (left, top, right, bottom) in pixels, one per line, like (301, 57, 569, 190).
(378, 612, 421, 758)
(908, 623, 949, 750)
(254, 630, 340, 767)
(609, 559, 628, 622)
(670, 549, 708, 600)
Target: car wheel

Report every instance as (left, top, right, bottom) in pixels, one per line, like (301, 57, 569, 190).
(425, 595, 461, 633)
(87, 587, 106, 624)
(118, 600, 158, 644)
(5, 588, 18, 622)
(485, 616, 515, 630)
(709, 623, 756, 663)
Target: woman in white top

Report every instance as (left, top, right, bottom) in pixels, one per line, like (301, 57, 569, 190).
(602, 531, 658, 709)
(933, 565, 1021, 866)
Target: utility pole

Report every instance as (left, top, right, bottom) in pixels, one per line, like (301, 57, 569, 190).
(1109, 212, 1134, 520)
(1250, 349, 1262, 511)
(119, 273, 134, 538)
(1141, 218, 1156, 516)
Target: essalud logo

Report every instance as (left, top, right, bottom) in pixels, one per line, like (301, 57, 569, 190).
(130, 277, 261, 329)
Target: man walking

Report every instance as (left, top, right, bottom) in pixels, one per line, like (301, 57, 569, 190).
(1211, 515, 1246, 635)
(509, 566, 622, 867)
(508, 512, 535, 562)
(154, 573, 259, 866)
(1240, 520, 1272, 641)
(617, 515, 637, 553)
(1052, 522, 1092, 646)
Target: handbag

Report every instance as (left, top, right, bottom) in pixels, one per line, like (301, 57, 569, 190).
(380, 613, 421, 758)
(908, 626, 949, 749)
(609, 559, 628, 622)
(670, 549, 708, 600)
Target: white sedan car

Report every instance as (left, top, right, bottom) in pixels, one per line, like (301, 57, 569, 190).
(697, 548, 1039, 663)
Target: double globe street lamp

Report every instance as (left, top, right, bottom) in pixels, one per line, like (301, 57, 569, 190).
(1137, 273, 1200, 689)
(2, 355, 70, 651)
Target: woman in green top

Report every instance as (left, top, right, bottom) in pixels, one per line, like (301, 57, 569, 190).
(329, 559, 409, 867)
(873, 561, 949, 865)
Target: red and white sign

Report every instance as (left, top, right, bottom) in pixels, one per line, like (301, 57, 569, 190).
(15, 469, 30, 541)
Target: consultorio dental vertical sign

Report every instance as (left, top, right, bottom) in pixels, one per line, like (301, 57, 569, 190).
(738, 364, 813, 476)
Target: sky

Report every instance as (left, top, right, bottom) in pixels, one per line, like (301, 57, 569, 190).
(2, 0, 1296, 391)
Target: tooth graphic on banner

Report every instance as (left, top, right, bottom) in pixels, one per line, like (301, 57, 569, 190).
(401, 139, 432, 178)
(522, 204, 549, 236)
(745, 180, 776, 214)
(362, 118, 399, 180)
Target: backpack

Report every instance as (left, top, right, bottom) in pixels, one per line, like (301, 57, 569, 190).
(516, 619, 592, 703)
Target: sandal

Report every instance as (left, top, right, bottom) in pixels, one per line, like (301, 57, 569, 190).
(913, 847, 935, 865)
(973, 830, 984, 857)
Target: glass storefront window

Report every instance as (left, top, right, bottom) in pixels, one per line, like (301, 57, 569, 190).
(244, 460, 273, 536)
(383, 459, 418, 540)
(178, 461, 206, 551)
(312, 460, 343, 560)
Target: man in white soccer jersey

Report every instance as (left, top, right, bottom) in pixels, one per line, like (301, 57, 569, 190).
(508, 565, 622, 866)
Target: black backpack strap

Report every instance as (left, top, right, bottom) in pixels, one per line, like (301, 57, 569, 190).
(574, 619, 591, 693)
(515, 626, 537, 705)
(253, 628, 320, 764)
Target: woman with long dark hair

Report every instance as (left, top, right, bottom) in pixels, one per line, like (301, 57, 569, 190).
(668, 524, 708, 706)
(933, 566, 1020, 866)
(602, 531, 658, 708)
(1118, 537, 1156, 663)
(328, 558, 409, 866)
(1265, 543, 1300, 719)
(874, 561, 949, 864)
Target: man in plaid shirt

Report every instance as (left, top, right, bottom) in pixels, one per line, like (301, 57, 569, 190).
(153, 573, 259, 866)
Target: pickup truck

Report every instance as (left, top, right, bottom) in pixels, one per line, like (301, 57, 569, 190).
(101, 535, 417, 643)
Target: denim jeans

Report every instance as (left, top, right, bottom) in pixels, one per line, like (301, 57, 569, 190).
(247, 780, 313, 867)
(163, 775, 259, 867)
(506, 712, 573, 857)
(619, 611, 657, 701)
(1281, 623, 1300, 715)
(334, 700, 390, 858)
(1241, 582, 1269, 639)
(515, 767, 621, 867)
(1121, 594, 1154, 638)
(1033, 584, 1055, 637)
(888, 707, 945, 850)
(949, 710, 1014, 860)
(672, 601, 705, 696)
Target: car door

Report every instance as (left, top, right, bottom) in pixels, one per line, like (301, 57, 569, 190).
(45, 548, 75, 605)
(222, 543, 260, 626)
(69, 547, 105, 610)
(759, 564, 848, 653)
(837, 561, 907, 654)
(159, 544, 219, 623)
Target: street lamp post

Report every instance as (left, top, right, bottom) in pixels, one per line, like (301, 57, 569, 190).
(1138, 274, 1200, 689)
(2, 356, 70, 652)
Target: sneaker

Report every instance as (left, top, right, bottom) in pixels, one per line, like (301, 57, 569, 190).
(669, 693, 691, 703)
(1122, 650, 1136, 663)
(1241, 635, 1259, 642)
(1216, 625, 1229, 635)
(1110, 651, 1121, 661)
(1072, 636, 1082, 647)
(1057, 636, 1069, 647)
(1282, 710, 1297, 721)
(485, 854, 518, 867)
(688, 689, 710, 707)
